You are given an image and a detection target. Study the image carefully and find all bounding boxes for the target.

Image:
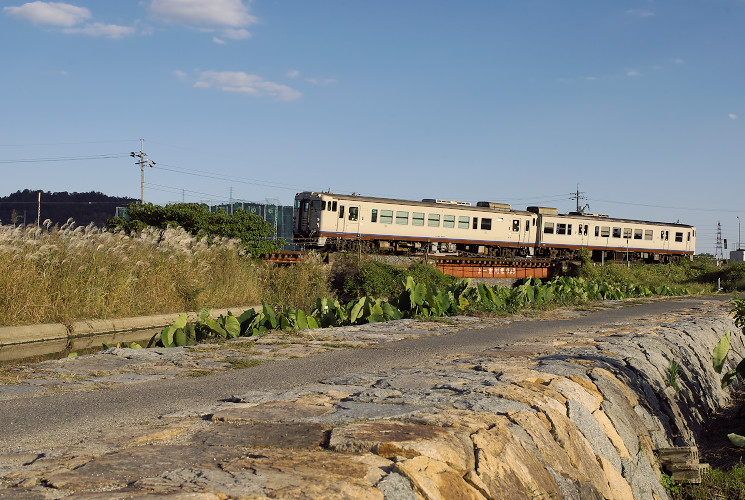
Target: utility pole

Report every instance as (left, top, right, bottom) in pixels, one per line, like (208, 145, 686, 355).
(570, 184, 589, 213)
(36, 190, 41, 227)
(130, 139, 156, 204)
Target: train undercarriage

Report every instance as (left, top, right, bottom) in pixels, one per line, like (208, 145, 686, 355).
(312, 236, 686, 264)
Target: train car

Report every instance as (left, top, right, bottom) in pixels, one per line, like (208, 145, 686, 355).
(294, 191, 696, 262)
(533, 209, 695, 262)
(294, 191, 536, 256)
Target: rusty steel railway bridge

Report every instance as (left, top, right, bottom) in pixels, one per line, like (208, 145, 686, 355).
(260, 251, 564, 280)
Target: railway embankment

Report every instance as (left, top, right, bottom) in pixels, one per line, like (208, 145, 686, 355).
(0, 297, 740, 499)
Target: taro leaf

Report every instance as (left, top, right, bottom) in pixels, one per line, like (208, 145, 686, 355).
(295, 309, 309, 330)
(161, 326, 176, 347)
(403, 275, 415, 291)
(306, 315, 319, 329)
(173, 328, 187, 347)
(349, 297, 366, 324)
(410, 283, 426, 307)
(185, 323, 197, 345)
(722, 369, 738, 389)
(368, 313, 385, 323)
(224, 314, 241, 338)
(478, 283, 497, 303)
(202, 317, 228, 338)
(278, 313, 291, 331)
(173, 313, 188, 330)
(238, 309, 257, 335)
(253, 325, 268, 336)
(713, 331, 732, 374)
(146, 332, 159, 348)
(102, 341, 111, 349)
(381, 302, 401, 321)
(729, 433, 745, 447)
(262, 301, 278, 329)
(198, 307, 211, 322)
(131, 342, 143, 349)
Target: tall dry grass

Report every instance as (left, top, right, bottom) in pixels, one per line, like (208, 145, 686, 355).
(0, 220, 332, 326)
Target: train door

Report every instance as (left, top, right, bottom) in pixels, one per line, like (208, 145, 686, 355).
(337, 204, 360, 236)
(295, 197, 311, 236)
(522, 217, 534, 255)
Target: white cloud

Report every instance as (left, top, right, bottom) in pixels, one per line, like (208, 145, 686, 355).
(223, 28, 251, 40)
(3, 1, 90, 27)
(625, 9, 654, 18)
(63, 22, 135, 39)
(212, 36, 226, 44)
(584, 76, 597, 81)
(149, 0, 257, 28)
(674, 58, 685, 65)
(195, 71, 301, 101)
(5, 1, 135, 38)
(306, 77, 338, 86)
(286, 69, 300, 79)
(173, 69, 188, 80)
(729, 114, 738, 120)
(626, 69, 640, 77)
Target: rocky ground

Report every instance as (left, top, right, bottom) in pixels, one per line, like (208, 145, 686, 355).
(0, 298, 740, 499)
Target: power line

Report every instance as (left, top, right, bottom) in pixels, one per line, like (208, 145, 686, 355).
(0, 153, 128, 164)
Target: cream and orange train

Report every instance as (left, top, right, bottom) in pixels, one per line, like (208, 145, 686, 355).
(293, 191, 695, 262)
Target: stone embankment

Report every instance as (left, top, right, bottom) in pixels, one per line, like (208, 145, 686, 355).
(0, 298, 740, 499)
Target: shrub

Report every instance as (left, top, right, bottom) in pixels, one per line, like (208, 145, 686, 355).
(108, 203, 281, 256)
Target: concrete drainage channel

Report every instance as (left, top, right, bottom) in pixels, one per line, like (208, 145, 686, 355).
(0, 306, 258, 361)
(0, 298, 741, 499)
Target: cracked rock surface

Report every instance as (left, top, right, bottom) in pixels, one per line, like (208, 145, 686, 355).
(0, 298, 738, 499)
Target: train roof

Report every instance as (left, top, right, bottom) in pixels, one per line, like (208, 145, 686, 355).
(297, 191, 525, 214)
(541, 211, 695, 229)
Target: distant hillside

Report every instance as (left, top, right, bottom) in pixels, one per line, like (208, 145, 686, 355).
(0, 190, 137, 227)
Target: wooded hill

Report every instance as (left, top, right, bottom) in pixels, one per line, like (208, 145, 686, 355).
(0, 190, 137, 227)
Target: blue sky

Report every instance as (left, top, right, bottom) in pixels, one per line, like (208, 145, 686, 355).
(1, 0, 743, 254)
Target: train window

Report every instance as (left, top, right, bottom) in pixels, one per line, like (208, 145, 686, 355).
(328, 202, 333, 211)
(583, 225, 588, 236)
(428, 214, 441, 227)
(321, 201, 327, 210)
(396, 211, 409, 225)
(645, 230, 653, 240)
(380, 210, 393, 224)
(623, 228, 632, 239)
(525, 220, 530, 232)
(339, 205, 345, 219)
(443, 215, 454, 228)
(311, 200, 322, 210)
(601, 226, 610, 237)
(595, 226, 599, 237)
(349, 207, 358, 221)
(512, 220, 520, 232)
(661, 230, 669, 240)
(371, 209, 378, 223)
(332, 201, 338, 211)
(557, 223, 566, 235)
(458, 216, 470, 229)
(687, 232, 690, 241)
(634, 229, 642, 240)
(544, 222, 554, 234)
(295, 199, 301, 208)
(412, 212, 425, 226)
(568, 224, 573, 235)
(481, 218, 492, 230)
(472, 217, 478, 230)
(675, 232, 683, 242)
(612, 227, 622, 238)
